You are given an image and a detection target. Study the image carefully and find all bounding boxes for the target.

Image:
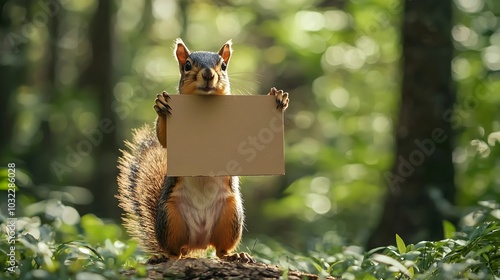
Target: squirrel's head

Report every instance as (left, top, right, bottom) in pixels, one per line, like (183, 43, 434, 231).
(175, 38, 232, 95)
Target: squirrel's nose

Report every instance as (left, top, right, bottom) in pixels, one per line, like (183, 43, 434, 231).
(202, 68, 215, 81)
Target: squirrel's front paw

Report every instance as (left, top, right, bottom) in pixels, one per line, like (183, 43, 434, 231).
(153, 91, 172, 117)
(268, 87, 289, 111)
(222, 252, 256, 263)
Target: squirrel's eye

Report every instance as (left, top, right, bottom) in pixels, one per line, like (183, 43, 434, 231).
(221, 62, 227, 71)
(185, 61, 192, 71)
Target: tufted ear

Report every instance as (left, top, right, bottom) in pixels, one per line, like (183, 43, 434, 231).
(218, 40, 232, 65)
(175, 38, 191, 66)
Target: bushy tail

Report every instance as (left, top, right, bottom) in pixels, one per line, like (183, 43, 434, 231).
(116, 125, 166, 253)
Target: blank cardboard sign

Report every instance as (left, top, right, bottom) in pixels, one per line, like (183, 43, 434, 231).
(166, 95, 284, 176)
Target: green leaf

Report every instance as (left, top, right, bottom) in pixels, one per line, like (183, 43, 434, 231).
(371, 253, 411, 278)
(396, 234, 406, 254)
(442, 220, 456, 239)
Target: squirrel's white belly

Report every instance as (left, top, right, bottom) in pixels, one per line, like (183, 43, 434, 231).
(174, 176, 232, 248)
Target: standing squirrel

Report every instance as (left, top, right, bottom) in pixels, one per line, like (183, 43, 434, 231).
(116, 39, 289, 264)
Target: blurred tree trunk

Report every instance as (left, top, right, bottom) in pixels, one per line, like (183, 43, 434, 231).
(33, 1, 57, 184)
(367, 0, 457, 247)
(79, 0, 119, 218)
(0, 0, 29, 159)
(1, 1, 54, 187)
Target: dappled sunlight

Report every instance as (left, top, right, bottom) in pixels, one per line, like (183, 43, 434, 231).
(482, 45, 500, 71)
(329, 88, 350, 109)
(453, 24, 480, 48)
(455, 0, 484, 13)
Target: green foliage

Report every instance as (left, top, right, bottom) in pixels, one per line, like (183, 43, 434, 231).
(443, 220, 456, 239)
(395, 234, 406, 254)
(0, 213, 145, 279)
(250, 201, 500, 279)
(1, 200, 500, 278)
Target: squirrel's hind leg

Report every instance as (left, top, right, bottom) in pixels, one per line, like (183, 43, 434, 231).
(210, 195, 255, 263)
(146, 254, 172, 265)
(146, 246, 187, 265)
(219, 252, 255, 263)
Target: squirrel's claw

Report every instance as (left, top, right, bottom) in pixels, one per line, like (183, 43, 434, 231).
(154, 91, 172, 116)
(268, 87, 289, 111)
(223, 252, 256, 263)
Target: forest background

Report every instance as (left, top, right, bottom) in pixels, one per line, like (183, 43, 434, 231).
(1, 0, 500, 277)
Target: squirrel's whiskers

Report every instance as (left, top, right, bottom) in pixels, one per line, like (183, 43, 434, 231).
(228, 72, 260, 96)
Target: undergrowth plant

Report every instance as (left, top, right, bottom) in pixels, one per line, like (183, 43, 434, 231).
(251, 201, 500, 279)
(0, 211, 146, 280)
(1, 200, 499, 279)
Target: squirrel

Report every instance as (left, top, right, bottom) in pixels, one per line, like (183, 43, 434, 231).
(116, 39, 289, 264)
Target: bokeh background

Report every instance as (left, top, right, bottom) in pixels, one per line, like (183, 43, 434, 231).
(1, 0, 499, 252)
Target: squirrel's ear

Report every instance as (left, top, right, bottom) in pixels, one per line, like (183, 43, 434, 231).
(218, 40, 232, 64)
(175, 38, 190, 66)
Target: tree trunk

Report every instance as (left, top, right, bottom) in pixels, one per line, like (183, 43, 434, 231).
(0, 44, 17, 158)
(79, 0, 119, 218)
(0, 0, 29, 159)
(368, 0, 457, 248)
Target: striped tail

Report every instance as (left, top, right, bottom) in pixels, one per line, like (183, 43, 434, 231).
(116, 125, 167, 253)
